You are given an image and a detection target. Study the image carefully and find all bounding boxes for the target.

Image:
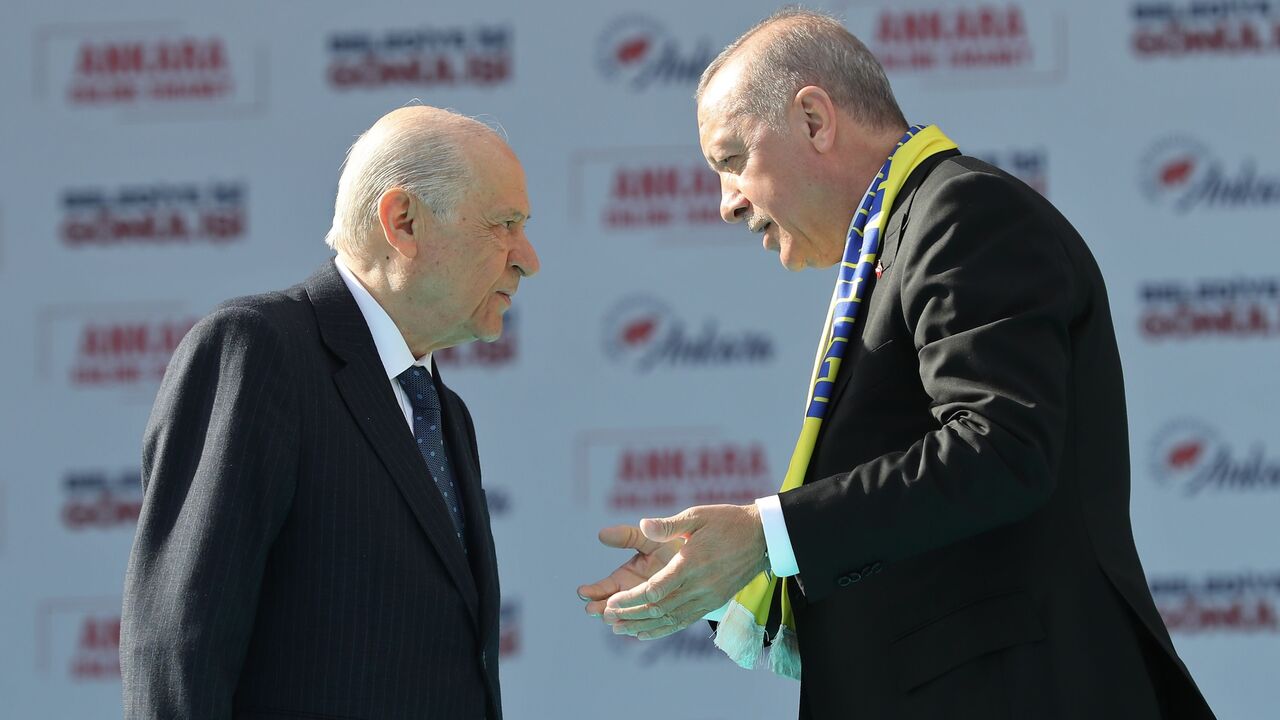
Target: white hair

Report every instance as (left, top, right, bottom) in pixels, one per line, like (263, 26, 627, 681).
(324, 110, 487, 254)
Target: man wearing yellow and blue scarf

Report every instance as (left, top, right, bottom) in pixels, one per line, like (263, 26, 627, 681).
(578, 8, 1215, 720)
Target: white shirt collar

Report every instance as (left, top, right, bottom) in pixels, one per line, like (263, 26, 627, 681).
(333, 255, 431, 378)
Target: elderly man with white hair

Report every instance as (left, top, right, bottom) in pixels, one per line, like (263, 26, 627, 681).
(121, 105, 538, 720)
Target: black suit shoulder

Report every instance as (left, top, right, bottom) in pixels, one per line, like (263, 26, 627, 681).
(172, 281, 327, 387)
(907, 155, 1091, 272)
(205, 282, 313, 339)
(910, 155, 1074, 248)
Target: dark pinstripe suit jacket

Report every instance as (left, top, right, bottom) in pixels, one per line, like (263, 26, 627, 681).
(122, 261, 502, 720)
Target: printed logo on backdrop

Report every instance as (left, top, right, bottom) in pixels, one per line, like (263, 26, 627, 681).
(1150, 571, 1280, 634)
(971, 147, 1048, 195)
(37, 304, 197, 394)
(574, 427, 776, 512)
(838, 3, 1067, 83)
(570, 147, 735, 240)
(1140, 277, 1280, 340)
(499, 600, 522, 659)
(435, 310, 519, 369)
(1141, 136, 1280, 212)
(1132, 2, 1280, 57)
(327, 25, 512, 89)
(62, 469, 142, 531)
(602, 296, 774, 373)
(1149, 419, 1280, 495)
(36, 598, 122, 682)
(596, 15, 717, 90)
(61, 182, 247, 248)
(34, 24, 266, 115)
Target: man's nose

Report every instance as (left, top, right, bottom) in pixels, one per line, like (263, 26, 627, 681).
(719, 176, 749, 224)
(512, 228, 540, 278)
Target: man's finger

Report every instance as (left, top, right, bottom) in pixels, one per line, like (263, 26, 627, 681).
(604, 599, 671, 622)
(604, 554, 689, 610)
(581, 576, 624, 616)
(597, 525, 653, 552)
(576, 576, 621, 606)
(639, 509, 701, 543)
(584, 597, 611, 617)
(607, 605, 682, 636)
(613, 595, 711, 639)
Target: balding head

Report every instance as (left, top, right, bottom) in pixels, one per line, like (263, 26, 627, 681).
(696, 8, 906, 134)
(325, 106, 505, 255)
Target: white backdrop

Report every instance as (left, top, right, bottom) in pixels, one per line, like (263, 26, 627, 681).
(1, 0, 1277, 717)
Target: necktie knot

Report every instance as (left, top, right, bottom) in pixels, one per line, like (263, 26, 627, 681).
(397, 365, 437, 405)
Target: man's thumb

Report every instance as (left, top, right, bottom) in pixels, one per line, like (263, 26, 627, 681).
(639, 512, 694, 542)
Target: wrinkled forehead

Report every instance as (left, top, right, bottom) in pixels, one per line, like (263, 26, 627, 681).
(698, 97, 739, 145)
(697, 58, 757, 144)
(697, 62, 740, 122)
(470, 141, 529, 208)
(698, 99, 756, 161)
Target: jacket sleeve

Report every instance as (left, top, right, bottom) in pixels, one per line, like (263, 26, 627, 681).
(779, 169, 1078, 603)
(121, 305, 298, 719)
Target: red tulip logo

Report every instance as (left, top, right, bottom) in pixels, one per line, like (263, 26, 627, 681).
(616, 37, 650, 65)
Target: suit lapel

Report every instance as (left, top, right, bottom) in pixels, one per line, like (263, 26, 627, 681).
(304, 262, 480, 627)
(821, 150, 959, 439)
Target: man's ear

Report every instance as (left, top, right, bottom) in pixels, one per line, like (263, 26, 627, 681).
(795, 86, 837, 154)
(377, 188, 420, 259)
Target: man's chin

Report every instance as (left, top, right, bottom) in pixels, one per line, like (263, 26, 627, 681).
(475, 318, 505, 343)
(778, 253, 807, 272)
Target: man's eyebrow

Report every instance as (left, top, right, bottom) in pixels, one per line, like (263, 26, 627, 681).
(704, 141, 739, 167)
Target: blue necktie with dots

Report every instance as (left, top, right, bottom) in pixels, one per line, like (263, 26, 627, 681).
(396, 366, 466, 550)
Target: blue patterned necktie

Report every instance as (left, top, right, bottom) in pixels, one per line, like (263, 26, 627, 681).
(396, 366, 467, 549)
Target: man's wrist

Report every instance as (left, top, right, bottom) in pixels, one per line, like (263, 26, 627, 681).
(747, 503, 771, 576)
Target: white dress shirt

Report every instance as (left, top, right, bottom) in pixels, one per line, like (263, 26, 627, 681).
(333, 256, 431, 433)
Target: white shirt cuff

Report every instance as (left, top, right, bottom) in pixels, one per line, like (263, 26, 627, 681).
(756, 495, 800, 578)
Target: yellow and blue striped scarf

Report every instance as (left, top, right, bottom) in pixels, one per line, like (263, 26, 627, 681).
(713, 125, 958, 680)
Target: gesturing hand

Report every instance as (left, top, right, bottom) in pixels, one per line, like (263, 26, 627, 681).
(577, 525, 683, 618)
(586, 504, 770, 640)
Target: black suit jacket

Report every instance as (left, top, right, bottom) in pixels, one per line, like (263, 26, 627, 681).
(122, 262, 502, 720)
(778, 153, 1215, 719)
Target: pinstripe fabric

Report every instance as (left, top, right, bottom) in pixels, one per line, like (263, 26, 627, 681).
(122, 261, 502, 720)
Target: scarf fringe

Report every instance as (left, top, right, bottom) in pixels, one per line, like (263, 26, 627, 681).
(767, 625, 802, 681)
(711, 601, 765, 670)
